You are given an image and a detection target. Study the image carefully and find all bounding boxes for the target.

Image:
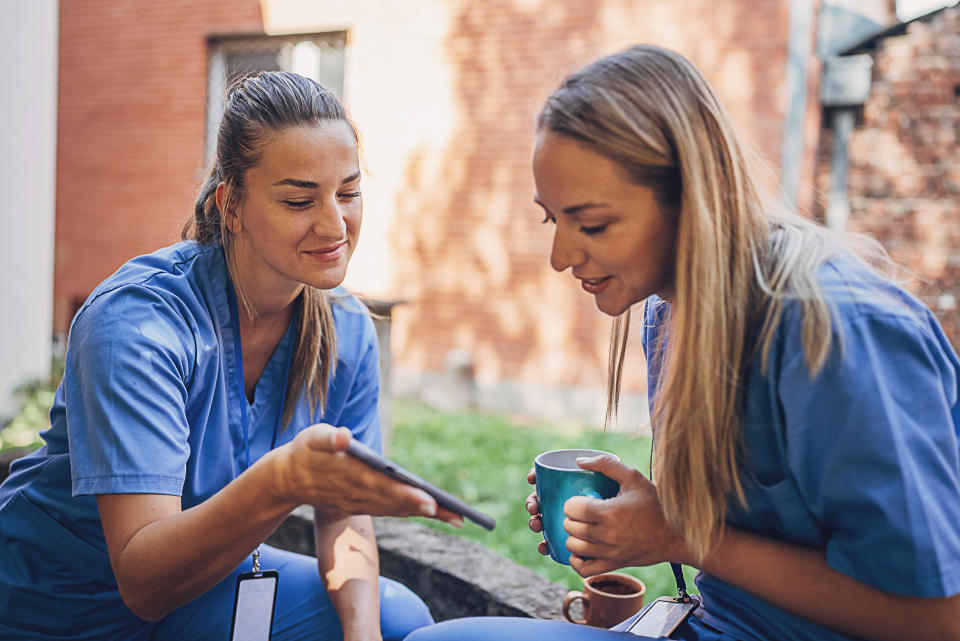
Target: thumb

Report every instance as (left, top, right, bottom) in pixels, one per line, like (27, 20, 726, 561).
(576, 454, 639, 486)
(303, 423, 352, 453)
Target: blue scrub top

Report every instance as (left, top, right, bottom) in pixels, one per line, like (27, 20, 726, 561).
(641, 255, 960, 641)
(0, 241, 382, 603)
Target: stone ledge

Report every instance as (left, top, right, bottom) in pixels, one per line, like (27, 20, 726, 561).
(267, 508, 569, 622)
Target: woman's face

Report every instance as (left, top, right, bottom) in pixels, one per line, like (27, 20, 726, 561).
(225, 120, 361, 297)
(532, 130, 677, 316)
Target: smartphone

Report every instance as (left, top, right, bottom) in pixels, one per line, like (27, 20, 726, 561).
(229, 570, 278, 641)
(625, 596, 699, 637)
(346, 440, 496, 531)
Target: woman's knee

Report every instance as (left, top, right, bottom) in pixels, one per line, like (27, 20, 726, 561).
(379, 577, 434, 640)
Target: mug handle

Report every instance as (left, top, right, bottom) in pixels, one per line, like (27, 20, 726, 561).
(562, 590, 588, 624)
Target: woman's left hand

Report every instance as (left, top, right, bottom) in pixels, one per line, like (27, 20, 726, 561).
(563, 455, 686, 577)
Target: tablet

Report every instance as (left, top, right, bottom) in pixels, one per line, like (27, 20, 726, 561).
(346, 440, 496, 531)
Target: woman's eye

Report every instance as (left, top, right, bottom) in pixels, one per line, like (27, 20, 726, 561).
(580, 224, 607, 235)
(282, 200, 312, 209)
(339, 191, 361, 200)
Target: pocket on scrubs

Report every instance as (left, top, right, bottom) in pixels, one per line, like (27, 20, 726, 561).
(736, 472, 822, 544)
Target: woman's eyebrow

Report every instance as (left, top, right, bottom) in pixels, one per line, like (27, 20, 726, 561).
(271, 172, 360, 189)
(273, 178, 318, 188)
(533, 197, 611, 215)
(561, 202, 612, 215)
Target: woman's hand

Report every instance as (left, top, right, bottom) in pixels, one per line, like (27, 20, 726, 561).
(563, 455, 686, 577)
(266, 423, 462, 526)
(524, 468, 550, 557)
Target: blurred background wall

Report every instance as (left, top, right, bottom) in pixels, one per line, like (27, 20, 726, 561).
(0, 1, 57, 415)
(4, 0, 958, 427)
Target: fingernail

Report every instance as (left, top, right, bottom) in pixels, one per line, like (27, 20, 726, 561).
(420, 503, 437, 517)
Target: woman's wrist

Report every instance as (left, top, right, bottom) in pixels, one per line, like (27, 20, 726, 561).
(252, 446, 300, 513)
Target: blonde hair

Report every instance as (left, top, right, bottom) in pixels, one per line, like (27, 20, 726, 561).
(185, 72, 354, 427)
(538, 44, 887, 560)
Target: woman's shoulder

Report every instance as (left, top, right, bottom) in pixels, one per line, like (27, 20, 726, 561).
(782, 252, 942, 346)
(90, 241, 219, 292)
(69, 242, 224, 351)
(773, 252, 958, 384)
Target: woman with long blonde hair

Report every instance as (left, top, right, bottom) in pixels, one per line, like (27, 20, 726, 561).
(408, 44, 960, 641)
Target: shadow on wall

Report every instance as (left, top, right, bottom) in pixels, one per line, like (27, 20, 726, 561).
(388, 0, 789, 414)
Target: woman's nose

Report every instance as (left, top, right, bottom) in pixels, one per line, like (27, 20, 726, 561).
(549, 229, 586, 272)
(312, 200, 347, 239)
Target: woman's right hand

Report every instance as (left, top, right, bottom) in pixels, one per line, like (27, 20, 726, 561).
(525, 467, 550, 557)
(266, 423, 462, 526)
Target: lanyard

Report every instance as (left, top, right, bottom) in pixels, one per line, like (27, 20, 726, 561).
(671, 562, 692, 601)
(226, 283, 299, 472)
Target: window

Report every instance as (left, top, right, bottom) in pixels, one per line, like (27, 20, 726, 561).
(206, 32, 347, 162)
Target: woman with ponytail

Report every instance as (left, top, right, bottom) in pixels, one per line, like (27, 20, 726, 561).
(0, 71, 451, 640)
(408, 45, 960, 641)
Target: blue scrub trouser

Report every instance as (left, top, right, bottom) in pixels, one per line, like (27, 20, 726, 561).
(0, 543, 433, 641)
(403, 608, 737, 641)
(153, 545, 435, 641)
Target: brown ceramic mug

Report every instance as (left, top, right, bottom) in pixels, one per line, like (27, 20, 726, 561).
(562, 572, 646, 628)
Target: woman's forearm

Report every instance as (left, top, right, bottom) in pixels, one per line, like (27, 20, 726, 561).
(690, 526, 960, 641)
(98, 448, 298, 621)
(315, 512, 381, 641)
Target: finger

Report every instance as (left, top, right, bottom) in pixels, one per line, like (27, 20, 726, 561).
(569, 554, 617, 578)
(367, 478, 438, 518)
(524, 492, 540, 515)
(563, 495, 607, 524)
(566, 533, 616, 559)
(302, 424, 353, 453)
(528, 514, 542, 533)
(575, 455, 639, 486)
(331, 427, 352, 451)
(537, 540, 549, 556)
(563, 517, 609, 546)
(436, 507, 464, 528)
(526, 468, 537, 485)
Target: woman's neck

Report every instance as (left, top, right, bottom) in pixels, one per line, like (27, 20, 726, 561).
(229, 247, 304, 325)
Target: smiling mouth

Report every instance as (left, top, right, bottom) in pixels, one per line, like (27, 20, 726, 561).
(304, 241, 347, 262)
(579, 276, 611, 294)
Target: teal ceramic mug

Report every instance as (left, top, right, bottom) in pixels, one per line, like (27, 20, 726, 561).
(534, 449, 620, 565)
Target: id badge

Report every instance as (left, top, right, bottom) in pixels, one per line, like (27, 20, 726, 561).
(626, 595, 699, 638)
(230, 570, 279, 641)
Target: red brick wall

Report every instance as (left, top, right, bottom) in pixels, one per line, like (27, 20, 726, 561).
(383, 0, 797, 390)
(814, 6, 960, 346)
(56, 0, 804, 398)
(54, 0, 263, 331)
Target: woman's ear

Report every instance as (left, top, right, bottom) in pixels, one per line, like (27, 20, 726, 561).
(216, 182, 242, 234)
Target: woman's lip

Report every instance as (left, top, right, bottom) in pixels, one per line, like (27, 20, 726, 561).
(580, 276, 611, 294)
(304, 241, 347, 262)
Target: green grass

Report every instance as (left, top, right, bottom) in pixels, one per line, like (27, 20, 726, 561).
(0, 361, 60, 454)
(390, 400, 697, 601)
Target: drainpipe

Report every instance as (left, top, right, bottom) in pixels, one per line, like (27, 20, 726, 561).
(781, 0, 815, 207)
(820, 54, 874, 230)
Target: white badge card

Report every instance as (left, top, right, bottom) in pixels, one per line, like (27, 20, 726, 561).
(230, 570, 279, 641)
(626, 596, 699, 637)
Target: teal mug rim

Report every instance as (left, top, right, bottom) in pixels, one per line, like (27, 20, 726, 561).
(535, 448, 620, 472)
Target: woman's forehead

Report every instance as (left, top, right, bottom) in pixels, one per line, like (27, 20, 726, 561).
(252, 122, 359, 182)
